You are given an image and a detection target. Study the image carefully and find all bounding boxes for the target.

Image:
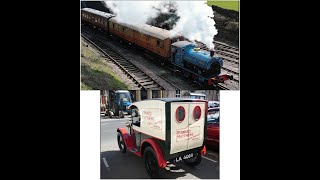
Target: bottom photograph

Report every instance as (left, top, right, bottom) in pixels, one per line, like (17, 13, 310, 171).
(100, 90, 220, 179)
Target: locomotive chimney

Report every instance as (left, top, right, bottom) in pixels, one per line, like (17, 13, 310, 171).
(210, 49, 215, 57)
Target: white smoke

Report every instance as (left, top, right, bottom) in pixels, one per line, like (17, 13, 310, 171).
(104, 1, 160, 25)
(172, 1, 217, 49)
(104, 1, 217, 49)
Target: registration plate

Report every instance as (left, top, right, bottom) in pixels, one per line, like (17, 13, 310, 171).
(174, 153, 194, 163)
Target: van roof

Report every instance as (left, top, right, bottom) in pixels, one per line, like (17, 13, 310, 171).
(146, 98, 207, 103)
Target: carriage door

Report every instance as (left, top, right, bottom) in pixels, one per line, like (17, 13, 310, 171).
(187, 102, 205, 150)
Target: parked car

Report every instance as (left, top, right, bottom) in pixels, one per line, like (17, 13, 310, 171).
(208, 101, 219, 108)
(206, 107, 219, 150)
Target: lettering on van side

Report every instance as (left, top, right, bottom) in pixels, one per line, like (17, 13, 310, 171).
(141, 109, 163, 130)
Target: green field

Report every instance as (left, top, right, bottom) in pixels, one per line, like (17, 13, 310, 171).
(81, 41, 128, 90)
(207, 1, 239, 12)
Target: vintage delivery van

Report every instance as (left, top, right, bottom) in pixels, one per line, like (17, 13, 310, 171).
(116, 98, 207, 178)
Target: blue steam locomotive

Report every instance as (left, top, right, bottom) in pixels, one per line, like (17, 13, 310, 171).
(170, 41, 231, 85)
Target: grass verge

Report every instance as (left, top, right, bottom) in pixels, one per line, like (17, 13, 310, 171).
(81, 40, 128, 90)
(207, 1, 239, 12)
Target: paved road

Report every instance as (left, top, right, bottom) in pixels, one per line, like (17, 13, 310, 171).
(100, 115, 219, 179)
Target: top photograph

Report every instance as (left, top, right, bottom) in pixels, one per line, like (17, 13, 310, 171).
(80, 0, 239, 90)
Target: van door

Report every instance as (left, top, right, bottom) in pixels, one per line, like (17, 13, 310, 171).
(170, 103, 189, 154)
(170, 102, 206, 154)
(187, 103, 205, 150)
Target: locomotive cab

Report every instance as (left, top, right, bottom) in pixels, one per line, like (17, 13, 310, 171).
(116, 98, 207, 178)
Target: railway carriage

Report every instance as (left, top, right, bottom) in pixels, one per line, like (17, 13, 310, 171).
(108, 17, 181, 59)
(81, 8, 114, 32)
(117, 98, 207, 178)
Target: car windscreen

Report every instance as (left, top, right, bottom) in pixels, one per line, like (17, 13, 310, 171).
(209, 102, 219, 108)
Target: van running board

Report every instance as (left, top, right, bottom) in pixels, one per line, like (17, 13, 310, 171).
(129, 148, 139, 153)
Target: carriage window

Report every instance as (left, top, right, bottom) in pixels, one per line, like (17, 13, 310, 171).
(156, 40, 164, 48)
(132, 108, 140, 127)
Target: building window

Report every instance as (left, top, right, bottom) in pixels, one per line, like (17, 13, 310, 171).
(152, 90, 159, 98)
(113, 23, 115, 28)
(141, 90, 147, 100)
(176, 90, 181, 98)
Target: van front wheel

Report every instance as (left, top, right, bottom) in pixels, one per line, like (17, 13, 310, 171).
(117, 132, 126, 153)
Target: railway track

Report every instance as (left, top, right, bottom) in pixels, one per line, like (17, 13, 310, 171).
(214, 41, 239, 52)
(216, 84, 229, 90)
(195, 41, 239, 64)
(194, 40, 239, 83)
(214, 42, 239, 57)
(215, 50, 239, 62)
(81, 32, 165, 90)
(194, 43, 239, 66)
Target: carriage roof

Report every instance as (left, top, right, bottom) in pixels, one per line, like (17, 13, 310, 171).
(82, 8, 115, 19)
